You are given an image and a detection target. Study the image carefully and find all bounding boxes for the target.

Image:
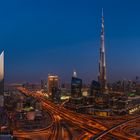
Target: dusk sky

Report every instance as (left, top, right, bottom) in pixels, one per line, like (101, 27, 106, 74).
(0, 0, 140, 83)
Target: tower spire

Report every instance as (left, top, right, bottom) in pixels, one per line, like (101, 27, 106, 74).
(98, 9, 107, 91)
(73, 69, 77, 78)
(102, 8, 104, 18)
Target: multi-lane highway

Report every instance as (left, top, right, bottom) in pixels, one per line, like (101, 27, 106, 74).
(15, 87, 139, 140)
(91, 115, 140, 140)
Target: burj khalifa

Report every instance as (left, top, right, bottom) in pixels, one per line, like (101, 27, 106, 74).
(98, 9, 107, 92)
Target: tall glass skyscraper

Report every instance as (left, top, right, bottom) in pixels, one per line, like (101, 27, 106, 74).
(0, 51, 4, 107)
(0, 51, 4, 95)
(71, 77, 82, 98)
(98, 9, 107, 92)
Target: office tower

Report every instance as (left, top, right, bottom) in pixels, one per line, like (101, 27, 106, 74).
(98, 9, 107, 92)
(90, 80, 100, 96)
(0, 51, 4, 107)
(41, 79, 47, 91)
(51, 87, 61, 103)
(47, 75, 59, 95)
(71, 71, 82, 98)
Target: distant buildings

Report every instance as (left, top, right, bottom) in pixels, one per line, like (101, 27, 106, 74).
(22, 82, 40, 91)
(112, 80, 137, 93)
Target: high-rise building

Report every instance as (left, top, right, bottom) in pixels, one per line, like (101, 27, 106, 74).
(47, 75, 59, 95)
(64, 71, 83, 111)
(91, 10, 112, 116)
(90, 80, 100, 96)
(41, 79, 47, 91)
(51, 87, 61, 103)
(71, 71, 82, 98)
(98, 9, 107, 92)
(0, 51, 4, 107)
(0, 51, 4, 95)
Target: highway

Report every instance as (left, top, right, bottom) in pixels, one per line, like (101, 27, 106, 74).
(15, 87, 140, 140)
(91, 115, 140, 140)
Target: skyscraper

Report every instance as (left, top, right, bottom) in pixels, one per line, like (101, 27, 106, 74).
(71, 71, 82, 98)
(41, 79, 47, 91)
(47, 75, 60, 102)
(98, 9, 107, 92)
(47, 75, 59, 95)
(0, 51, 4, 107)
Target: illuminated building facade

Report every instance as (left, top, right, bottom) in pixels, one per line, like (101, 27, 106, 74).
(0, 51, 4, 95)
(65, 71, 83, 111)
(71, 73, 82, 98)
(47, 75, 59, 95)
(90, 11, 111, 116)
(0, 51, 4, 107)
(98, 9, 107, 92)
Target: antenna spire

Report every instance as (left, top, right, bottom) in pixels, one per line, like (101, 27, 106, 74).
(102, 8, 104, 18)
(73, 69, 77, 78)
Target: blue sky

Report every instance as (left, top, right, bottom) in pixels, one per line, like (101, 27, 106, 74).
(0, 0, 140, 83)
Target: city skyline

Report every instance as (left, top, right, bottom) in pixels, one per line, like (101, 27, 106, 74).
(0, 0, 140, 83)
(1, 1, 140, 139)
